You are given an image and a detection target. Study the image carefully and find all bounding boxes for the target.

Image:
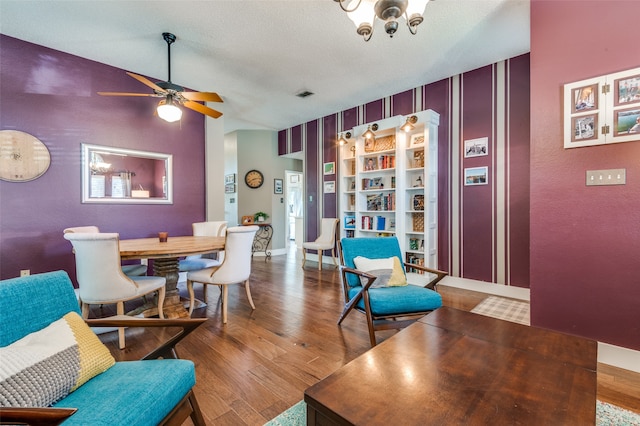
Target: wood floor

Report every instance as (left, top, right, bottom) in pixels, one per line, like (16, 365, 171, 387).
(95, 251, 640, 425)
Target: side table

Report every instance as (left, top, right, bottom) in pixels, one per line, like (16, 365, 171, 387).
(245, 222, 273, 261)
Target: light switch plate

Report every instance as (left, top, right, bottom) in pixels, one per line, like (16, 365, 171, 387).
(586, 169, 626, 186)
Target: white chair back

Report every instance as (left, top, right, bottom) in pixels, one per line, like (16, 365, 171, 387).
(209, 226, 258, 284)
(63, 232, 139, 303)
(63, 226, 100, 234)
(192, 221, 227, 237)
(316, 218, 339, 246)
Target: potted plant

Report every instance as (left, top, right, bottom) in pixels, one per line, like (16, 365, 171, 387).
(254, 211, 269, 223)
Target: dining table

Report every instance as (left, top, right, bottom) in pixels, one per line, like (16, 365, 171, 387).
(119, 235, 225, 318)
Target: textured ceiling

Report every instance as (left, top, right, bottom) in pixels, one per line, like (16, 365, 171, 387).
(0, 0, 530, 134)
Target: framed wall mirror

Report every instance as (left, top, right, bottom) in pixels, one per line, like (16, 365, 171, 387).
(82, 143, 173, 204)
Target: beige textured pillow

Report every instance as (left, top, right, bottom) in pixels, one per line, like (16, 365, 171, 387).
(353, 256, 407, 288)
(0, 311, 115, 407)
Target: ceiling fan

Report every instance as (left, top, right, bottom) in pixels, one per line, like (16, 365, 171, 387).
(98, 32, 223, 122)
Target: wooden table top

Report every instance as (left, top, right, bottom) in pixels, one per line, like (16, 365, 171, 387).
(304, 307, 597, 425)
(119, 235, 225, 260)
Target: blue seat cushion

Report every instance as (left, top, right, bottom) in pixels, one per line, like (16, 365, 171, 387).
(348, 285, 442, 316)
(179, 258, 220, 272)
(53, 359, 195, 426)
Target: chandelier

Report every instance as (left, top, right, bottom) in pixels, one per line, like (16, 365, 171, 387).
(335, 0, 430, 41)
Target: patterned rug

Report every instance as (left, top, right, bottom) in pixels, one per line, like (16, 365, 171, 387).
(264, 299, 640, 425)
(470, 295, 530, 325)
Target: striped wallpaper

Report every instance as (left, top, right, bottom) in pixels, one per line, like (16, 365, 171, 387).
(279, 54, 530, 287)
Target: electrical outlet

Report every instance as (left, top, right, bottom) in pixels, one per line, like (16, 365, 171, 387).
(586, 169, 626, 186)
(20, 269, 30, 277)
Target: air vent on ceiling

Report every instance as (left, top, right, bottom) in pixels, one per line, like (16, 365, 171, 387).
(296, 91, 314, 98)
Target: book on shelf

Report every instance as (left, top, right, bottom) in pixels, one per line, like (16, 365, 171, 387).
(375, 215, 386, 231)
(344, 215, 356, 229)
(378, 155, 395, 169)
(366, 193, 395, 211)
(362, 177, 384, 190)
(413, 194, 424, 211)
(409, 238, 424, 251)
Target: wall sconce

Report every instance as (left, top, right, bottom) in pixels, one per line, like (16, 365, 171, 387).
(362, 123, 378, 139)
(400, 115, 418, 132)
(338, 131, 352, 145)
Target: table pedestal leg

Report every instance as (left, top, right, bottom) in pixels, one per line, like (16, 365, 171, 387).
(128, 257, 190, 319)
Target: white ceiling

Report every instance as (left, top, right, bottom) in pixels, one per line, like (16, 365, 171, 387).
(0, 0, 530, 134)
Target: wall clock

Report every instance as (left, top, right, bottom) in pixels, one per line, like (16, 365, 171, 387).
(245, 169, 264, 188)
(0, 130, 51, 182)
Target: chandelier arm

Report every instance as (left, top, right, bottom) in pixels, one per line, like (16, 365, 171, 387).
(337, 0, 363, 13)
(364, 12, 377, 41)
(405, 11, 418, 35)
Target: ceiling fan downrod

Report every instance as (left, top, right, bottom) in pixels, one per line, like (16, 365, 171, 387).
(162, 32, 176, 83)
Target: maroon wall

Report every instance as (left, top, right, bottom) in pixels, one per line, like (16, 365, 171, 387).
(0, 35, 207, 281)
(530, 1, 640, 349)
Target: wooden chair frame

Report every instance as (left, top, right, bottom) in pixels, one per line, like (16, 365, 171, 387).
(0, 317, 207, 426)
(337, 240, 448, 346)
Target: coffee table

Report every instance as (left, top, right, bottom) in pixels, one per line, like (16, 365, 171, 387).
(304, 307, 597, 425)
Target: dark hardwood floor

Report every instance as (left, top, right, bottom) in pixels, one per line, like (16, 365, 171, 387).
(93, 250, 640, 425)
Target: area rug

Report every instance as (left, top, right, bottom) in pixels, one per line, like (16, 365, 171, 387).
(265, 399, 640, 425)
(471, 295, 530, 325)
(264, 400, 306, 426)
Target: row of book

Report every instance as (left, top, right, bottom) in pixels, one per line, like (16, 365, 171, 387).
(366, 193, 395, 211)
(362, 215, 388, 231)
(406, 254, 426, 274)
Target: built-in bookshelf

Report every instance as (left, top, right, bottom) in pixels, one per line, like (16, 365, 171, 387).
(338, 110, 440, 269)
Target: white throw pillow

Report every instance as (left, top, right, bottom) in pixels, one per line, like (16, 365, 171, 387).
(353, 256, 407, 288)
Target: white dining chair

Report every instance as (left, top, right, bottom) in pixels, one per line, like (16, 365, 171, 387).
(186, 226, 258, 323)
(64, 232, 166, 349)
(302, 218, 340, 270)
(63, 226, 148, 276)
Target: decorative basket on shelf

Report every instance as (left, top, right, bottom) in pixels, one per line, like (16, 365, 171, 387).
(412, 213, 424, 232)
(374, 135, 396, 151)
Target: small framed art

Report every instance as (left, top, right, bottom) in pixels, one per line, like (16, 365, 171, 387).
(323, 181, 335, 193)
(410, 134, 425, 146)
(464, 166, 488, 186)
(323, 162, 335, 175)
(224, 183, 236, 194)
(274, 178, 283, 194)
(464, 137, 488, 158)
(225, 173, 236, 184)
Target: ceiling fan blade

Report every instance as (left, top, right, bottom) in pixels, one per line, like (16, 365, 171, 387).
(98, 91, 159, 97)
(181, 91, 223, 103)
(126, 72, 166, 93)
(183, 100, 223, 119)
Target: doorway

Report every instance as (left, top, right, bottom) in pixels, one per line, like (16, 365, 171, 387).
(285, 170, 303, 250)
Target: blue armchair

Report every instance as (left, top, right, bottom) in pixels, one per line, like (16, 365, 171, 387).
(0, 271, 206, 425)
(338, 237, 448, 346)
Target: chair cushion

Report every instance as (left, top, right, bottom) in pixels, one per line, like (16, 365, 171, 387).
(0, 312, 115, 407)
(353, 256, 407, 287)
(179, 258, 221, 272)
(53, 359, 196, 426)
(347, 285, 442, 316)
(121, 264, 148, 276)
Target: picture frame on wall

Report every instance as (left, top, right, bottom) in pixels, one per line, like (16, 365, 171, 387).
(613, 107, 640, 136)
(464, 166, 488, 186)
(571, 83, 598, 114)
(224, 183, 236, 194)
(225, 173, 236, 184)
(463, 137, 488, 158)
(571, 114, 598, 142)
(274, 178, 283, 194)
(323, 181, 335, 193)
(614, 73, 640, 106)
(323, 162, 335, 175)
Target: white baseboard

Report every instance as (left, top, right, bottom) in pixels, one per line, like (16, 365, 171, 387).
(598, 342, 640, 373)
(437, 275, 530, 301)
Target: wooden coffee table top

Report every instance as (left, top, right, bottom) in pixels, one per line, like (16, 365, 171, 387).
(304, 307, 597, 425)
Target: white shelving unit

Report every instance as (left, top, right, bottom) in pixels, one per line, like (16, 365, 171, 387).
(338, 110, 440, 269)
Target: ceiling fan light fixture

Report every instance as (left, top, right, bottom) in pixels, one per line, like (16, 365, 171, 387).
(157, 97, 182, 123)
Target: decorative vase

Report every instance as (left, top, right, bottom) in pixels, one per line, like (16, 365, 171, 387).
(258, 216, 265, 222)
